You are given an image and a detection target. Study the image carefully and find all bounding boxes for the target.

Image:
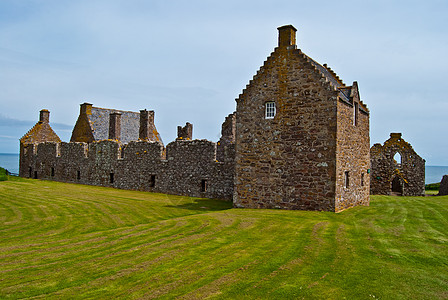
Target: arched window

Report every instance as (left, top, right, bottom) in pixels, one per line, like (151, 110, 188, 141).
(393, 152, 402, 165)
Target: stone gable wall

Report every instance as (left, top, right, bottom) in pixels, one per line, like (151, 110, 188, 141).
(234, 45, 342, 211)
(20, 139, 235, 200)
(370, 133, 425, 196)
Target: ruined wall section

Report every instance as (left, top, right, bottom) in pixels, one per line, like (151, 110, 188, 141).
(370, 133, 425, 196)
(335, 83, 370, 211)
(21, 138, 234, 200)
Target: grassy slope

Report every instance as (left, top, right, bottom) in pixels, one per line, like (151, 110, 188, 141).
(0, 179, 447, 299)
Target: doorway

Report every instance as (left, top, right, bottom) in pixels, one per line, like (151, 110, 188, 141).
(391, 176, 403, 196)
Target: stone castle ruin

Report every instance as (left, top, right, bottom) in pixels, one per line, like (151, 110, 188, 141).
(370, 133, 425, 196)
(20, 25, 372, 212)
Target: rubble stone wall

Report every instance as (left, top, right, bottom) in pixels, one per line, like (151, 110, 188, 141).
(370, 133, 425, 196)
(335, 84, 370, 211)
(20, 139, 235, 200)
(234, 45, 341, 211)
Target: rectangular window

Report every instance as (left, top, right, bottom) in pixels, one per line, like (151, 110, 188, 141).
(353, 102, 359, 126)
(265, 102, 276, 119)
(29, 167, 32, 178)
(77, 170, 81, 180)
(51, 167, 55, 177)
(344, 171, 349, 188)
(149, 175, 156, 188)
(361, 173, 364, 187)
(201, 179, 208, 192)
(110, 172, 114, 184)
(34, 171, 38, 179)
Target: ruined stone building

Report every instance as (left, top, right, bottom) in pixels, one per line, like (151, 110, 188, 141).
(370, 133, 425, 196)
(20, 25, 371, 212)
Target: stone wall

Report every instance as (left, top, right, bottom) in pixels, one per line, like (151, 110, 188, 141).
(370, 133, 425, 196)
(20, 139, 235, 200)
(335, 82, 370, 211)
(438, 175, 448, 196)
(235, 30, 333, 211)
(233, 25, 370, 212)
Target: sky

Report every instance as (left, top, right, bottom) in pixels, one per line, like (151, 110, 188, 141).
(0, 0, 447, 165)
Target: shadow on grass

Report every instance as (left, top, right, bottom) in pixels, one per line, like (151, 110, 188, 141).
(165, 197, 233, 212)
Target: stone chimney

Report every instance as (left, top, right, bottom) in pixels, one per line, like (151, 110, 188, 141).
(177, 122, 193, 140)
(80, 102, 92, 115)
(108, 112, 122, 141)
(39, 109, 50, 123)
(139, 109, 155, 141)
(278, 25, 297, 48)
(390, 133, 402, 139)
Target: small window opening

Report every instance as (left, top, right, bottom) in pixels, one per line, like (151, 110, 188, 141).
(149, 175, 156, 188)
(201, 179, 208, 192)
(265, 102, 276, 119)
(353, 102, 359, 126)
(34, 171, 38, 179)
(344, 171, 349, 188)
(29, 167, 32, 178)
(393, 152, 402, 165)
(361, 173, 364, 187)
(77, 170, 81, 180)
(51, 167, 55, 177)
(110, 172, 114, 184)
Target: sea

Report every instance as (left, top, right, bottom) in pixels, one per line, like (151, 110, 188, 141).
(0, 153, 447, 184)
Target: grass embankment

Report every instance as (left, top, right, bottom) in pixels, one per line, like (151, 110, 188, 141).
(0, 167, 8, 181)
(0, 179, 447, 299)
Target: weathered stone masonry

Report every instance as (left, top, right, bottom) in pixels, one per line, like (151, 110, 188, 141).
(20, 25, 372, 212)
(234, 25, 370, 212)
(21, 130, 235, 200)
(370, 133, 425, 196)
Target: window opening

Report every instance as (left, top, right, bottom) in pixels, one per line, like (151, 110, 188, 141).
(110, 172, 114, 184)
(361, 173, 364, 187)
(201, 179, 208, 192)
(29, 167, 32, 178)
(344, 171, 349, 188)
(77, 170, 81, 180)
(51, 167, 55, 177)
(353, 102, 359, 126)
(149, 175, 156, 188)
(393, 152, 402, 165)
(265, 102, 276, 119)
(34, 171, 38, 179)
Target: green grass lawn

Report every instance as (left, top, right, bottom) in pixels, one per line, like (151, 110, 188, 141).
(0, 178, 447, 299)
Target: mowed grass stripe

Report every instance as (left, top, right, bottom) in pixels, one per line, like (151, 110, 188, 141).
(0, 178, 447, 299)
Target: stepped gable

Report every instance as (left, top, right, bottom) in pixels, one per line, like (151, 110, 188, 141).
(234, 25, 370, 212)
(71, 103, 163, 145)
(237, 28, 368, 114)
(20, 110, 61, 145)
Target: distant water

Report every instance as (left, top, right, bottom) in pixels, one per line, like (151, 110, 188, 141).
(426, 166, 448, 184)
(0, 153, 19, 174)
(0, 153, 446, 183)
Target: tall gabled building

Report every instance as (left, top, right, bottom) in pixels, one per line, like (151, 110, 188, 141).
(234, 25, 370, 212)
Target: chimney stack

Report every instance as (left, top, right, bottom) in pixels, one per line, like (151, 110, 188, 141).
(108, 112, 122, 141)
(390, 133, 402, 139)
(80, 102, 92, 115)
(139, 110, 155, 141)
(177, 122, 193, 140)
(39, 109, 50, 123)
(278, 25, 297, 48)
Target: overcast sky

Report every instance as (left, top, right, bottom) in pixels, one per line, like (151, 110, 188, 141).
(1, 0, 447, 165)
